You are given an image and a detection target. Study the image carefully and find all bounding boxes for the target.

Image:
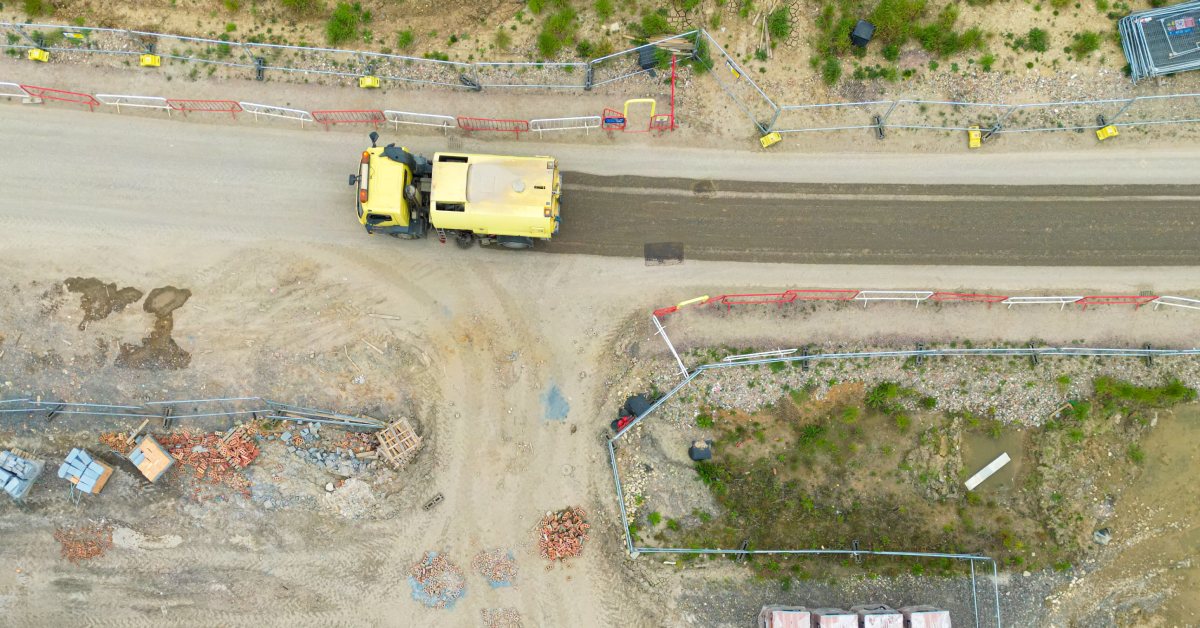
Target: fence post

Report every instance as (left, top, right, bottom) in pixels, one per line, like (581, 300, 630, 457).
(1108, 96, 1138, 124)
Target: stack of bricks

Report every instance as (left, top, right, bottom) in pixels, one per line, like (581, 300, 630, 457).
(1, 450, 44, 500)
(58, 448, 114, 495)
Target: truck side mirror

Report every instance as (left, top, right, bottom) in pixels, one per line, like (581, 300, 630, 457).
(348, 174, 357, 186)
(369, 131, 379, 147)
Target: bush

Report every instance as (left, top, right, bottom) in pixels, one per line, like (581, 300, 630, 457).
(641, 11, 670, 37)
(281, 0, 321, 15)
(1016, 27, 1049, 52)
(821, 56, 842, 84)
(1070, 31, 1101, 57)
(397, 29, 415, 51)
(528, 0, 546, 14)
(866, 382, 900, 410)
(24, 0, 48, 16)
(1126, 443, 1145, 464)
(871, 0, 927, 43)
(979, 52, 995, 71)
(538, 7, 578, 57)
(326, 3, 360, 45)
(495, 29, 512, 51)
(767, 7, 792, 40)
(594, 0, 613, 19)
(648, 511, 662, 526)
(882, 43, 901, 62)
(696, 413, 714, 429)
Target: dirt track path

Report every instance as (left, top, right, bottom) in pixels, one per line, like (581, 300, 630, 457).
(2, 105, 1200, 626)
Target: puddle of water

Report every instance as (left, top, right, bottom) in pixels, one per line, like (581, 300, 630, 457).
(961, 429, 1025, 492)
(115, 286, 192, 370)
(64, 277, 143, 331)
(541, 385, 569, 421)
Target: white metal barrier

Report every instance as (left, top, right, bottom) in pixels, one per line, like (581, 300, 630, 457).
(1153, 295, 1200, 311)
(529, 115, 602, 136)
(0, 82, 27, 100)
(95, 94, 170, 113)
(1002, 296, 1083, 310)
(239, 102, 314, 124)
(384, 110, 455, 133)
(853, 290, 934, 307)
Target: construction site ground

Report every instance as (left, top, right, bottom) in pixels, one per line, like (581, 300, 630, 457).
(1, 95, 1199, 626)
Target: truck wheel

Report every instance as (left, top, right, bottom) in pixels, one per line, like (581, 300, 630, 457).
(497, 236, 533, 250)
(454, 233, 475, 249)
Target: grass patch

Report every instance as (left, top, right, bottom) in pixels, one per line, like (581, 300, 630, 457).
(397, 29, 415, 51)
(538, 3, 578, 57)
(1069, 31, 1101, 58)
(648, 511, 662, 526)
(767, 6, 793, 40)
(326, 2, 363, 46)
(594, 0, 614, 19)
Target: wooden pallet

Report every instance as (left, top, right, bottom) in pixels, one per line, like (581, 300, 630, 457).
(376, 418, 421, 468)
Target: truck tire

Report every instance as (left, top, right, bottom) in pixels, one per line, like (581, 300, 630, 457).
(497, 236, 533, 250)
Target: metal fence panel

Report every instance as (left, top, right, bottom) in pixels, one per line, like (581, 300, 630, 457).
(883, 99, 1010, 132)
(96, 94, 170, 112)
(0, 81, 26, 99)
(771, 100, 892, 134)
(384, 110, 456, 131)
(695, 30, 779, 133)
(530, 115, 601, 135)
(473, 62, 588, 89)
(239, 102, 314, 123)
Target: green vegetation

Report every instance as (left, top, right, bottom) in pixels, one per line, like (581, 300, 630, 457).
(24, 0, 48, 17)
(326, 2, 364, 45)
(1069, 31, 1101, 58)
(767, 7, 793, 40)
(696, 412, 714, 429)
(1014, 27, 1049, 52)
(640, 11, 671, 37)
(537, 2, 578, 57)
(281, 0, 321, 15)
(1094, 376, 1196, 410)
(1126, 443, 1145, 464)
(821, 56, 842, 85)
(648, 511, 662, 526)
(594, 0, 613, 19)
(397, 29, 415, 51)
(528, 0, 546, 14)
(979, 53, 995, 71)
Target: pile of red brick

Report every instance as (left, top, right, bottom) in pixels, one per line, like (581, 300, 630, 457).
(217, 428, 260, 469)
(537, 506, 590, 563)
(157, 431, 253, 497)
(53, 523, 113, 563)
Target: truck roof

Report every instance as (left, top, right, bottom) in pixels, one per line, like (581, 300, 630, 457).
(430, 153, 555, 216)
(428, 152, 559, 239)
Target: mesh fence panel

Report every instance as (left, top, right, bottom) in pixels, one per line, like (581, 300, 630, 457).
(772, 100, 891, 133)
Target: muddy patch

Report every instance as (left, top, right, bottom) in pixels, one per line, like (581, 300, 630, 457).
(64, 277, 143, 331)
(116, 286, 192, 370)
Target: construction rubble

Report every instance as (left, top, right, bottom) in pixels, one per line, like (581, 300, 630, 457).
(409, 551, 467, 609)
(537, 506, 590, 563)
(53, 523, 114, 563)
(472, 548, 518, 587)
(1, 450, 44, 500)
(481, 607, 524, 628)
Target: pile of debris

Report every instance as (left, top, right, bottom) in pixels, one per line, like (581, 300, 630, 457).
(409, 551, 466, 609)
(537, 506, 590, 563)
(98, 432, 135, 455)
(156, 431, 254, 497)
(216, 426, 260, 469)
(54, 523, 114, 563)
(269, 421, 379, 475)
(472, 549, 518, 587)
(481, 608, 523, 628)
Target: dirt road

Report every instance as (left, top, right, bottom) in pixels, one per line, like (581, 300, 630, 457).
(2, 106, 1198, 266)
(1, 103, 1199, 627)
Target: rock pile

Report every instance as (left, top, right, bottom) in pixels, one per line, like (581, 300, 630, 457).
(537, 506, 590, 563)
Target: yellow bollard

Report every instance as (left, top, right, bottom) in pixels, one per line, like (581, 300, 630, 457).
(139, 53, 162, 67)
(759, 132, 782, 149)
(27, 49, 50, 63)
(1095, 125, 1119, 141)
(358, 75, 381, 89)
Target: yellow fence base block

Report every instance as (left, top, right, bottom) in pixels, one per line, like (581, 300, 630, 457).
(1096, 125, 1119, 141)
(676, 295, 710, 309)
(358, 75, 381, 89)
(759, 132, 782, 149)
(27, 49, 50, 63)
(139, 53, 162, 67)
(967, 126, 982, 149)
(623, 98, 656, 120)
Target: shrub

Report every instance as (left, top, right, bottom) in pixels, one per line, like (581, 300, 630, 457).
(24, 0, 48, 17)
(538, 7, 578, 57)
(326, 3, 360, 45)
(594, 0, 613, 19)
(866, 382, 900, 410)
(528, 0, 546, 14)
(919, 395, 938, 409)
(1126, 443, 1145, 464)
(641, 11, 670, 37)
(648, 511, 662, 526)
(281, 0, 321, 15)
(494, 29, 512, 51)
(882, 43, 900, 62)
(871, 0, 927, 43)
(1017, 27, 1049, 52)
(696, 413, 714, 429)
(397, 29, 415, 51)
(979, 52, 995, 71)
(1070, 31, 1101, 57)
(767, 7, 792, 40)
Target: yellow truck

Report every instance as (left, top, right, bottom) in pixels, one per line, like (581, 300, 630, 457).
(349, 132, 561, 249)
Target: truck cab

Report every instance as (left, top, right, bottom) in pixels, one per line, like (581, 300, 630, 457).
(351, 143, 429, 238)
